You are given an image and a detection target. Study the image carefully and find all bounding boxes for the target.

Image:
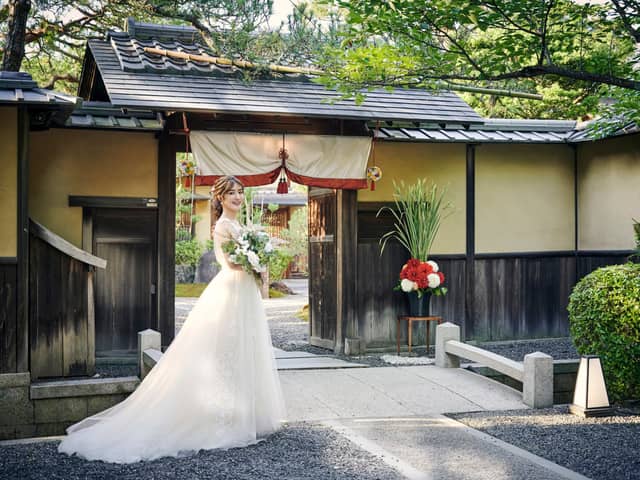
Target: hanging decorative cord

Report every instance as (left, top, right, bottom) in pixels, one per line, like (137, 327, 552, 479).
(367, 122, 382, 191)
(277, 132, 289, 194)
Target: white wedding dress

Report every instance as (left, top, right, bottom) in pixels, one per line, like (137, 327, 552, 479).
(58, 217, 286, 463)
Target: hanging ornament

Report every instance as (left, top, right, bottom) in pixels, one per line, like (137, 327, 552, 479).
(277, 133, 289, 194)
(367, 166, 382, 191)
(367, 123, 382, 190)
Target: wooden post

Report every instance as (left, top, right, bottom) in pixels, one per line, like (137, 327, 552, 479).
(86, 268, 96, 376)
(335, 189, 358, 354)
(157, 133, 178, 347)
(16, 106, 29, 373)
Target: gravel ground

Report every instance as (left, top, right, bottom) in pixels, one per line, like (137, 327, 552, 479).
(449, 405, 640, 480)
(0, 423, 402, 480)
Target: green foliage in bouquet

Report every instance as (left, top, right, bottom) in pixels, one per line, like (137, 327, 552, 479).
(378, 179, 453, 261)
(568, 263, 640, 402)
(222, 225, 274, 281)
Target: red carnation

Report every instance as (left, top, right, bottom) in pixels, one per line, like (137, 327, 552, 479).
(407, 258, 421, 269)
(438, 271, 445, 283)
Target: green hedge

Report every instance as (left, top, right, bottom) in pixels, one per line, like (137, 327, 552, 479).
(175, 239, 203, 267)
(568, 263, 640, 402)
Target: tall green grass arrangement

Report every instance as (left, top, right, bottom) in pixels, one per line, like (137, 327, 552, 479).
(377, 179, 453, 261)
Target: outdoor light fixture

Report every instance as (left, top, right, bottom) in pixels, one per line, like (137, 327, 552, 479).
(569, 355, 613, 417)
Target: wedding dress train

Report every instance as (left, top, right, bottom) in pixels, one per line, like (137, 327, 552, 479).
(58, 218, 286, 463)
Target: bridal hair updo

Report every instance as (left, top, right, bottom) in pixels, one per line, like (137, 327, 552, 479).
(211, 175, 244, 220)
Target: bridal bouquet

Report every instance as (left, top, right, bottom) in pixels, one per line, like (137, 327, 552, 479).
(222, 223, 274, 280)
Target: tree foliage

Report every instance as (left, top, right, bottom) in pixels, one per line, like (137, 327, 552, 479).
(0, 0, 339, 92)
(320, 0, 640, 125)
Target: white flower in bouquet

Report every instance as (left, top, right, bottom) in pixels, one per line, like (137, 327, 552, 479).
(427, 260, 439, 272)
(246, 250, 263, 272)
(400, 278, 418, 292)
(222, 223, 276, 281)
(427, 273, 441, 289)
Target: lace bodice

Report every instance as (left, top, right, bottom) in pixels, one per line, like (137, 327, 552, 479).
(213, 217, 242, 270)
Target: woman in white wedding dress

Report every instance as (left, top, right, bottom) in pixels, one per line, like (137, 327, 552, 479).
(58, 176, 286, 463)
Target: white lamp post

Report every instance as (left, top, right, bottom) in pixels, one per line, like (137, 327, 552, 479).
(569, 355, 613, 417)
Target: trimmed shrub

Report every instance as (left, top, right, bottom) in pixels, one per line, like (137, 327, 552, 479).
(568, 263, 640, 402)
(175, 239, 203, 267)
(268, 250, 293, 282)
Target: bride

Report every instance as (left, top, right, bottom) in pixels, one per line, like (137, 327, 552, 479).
(58, 176, 286, 463)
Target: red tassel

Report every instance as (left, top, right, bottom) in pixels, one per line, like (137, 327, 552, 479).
(370, 180, 376, 191)
(277, 177, 288, 194)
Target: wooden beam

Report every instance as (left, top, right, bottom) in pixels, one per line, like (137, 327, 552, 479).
(157, 133, 178, 346)
(69, 196, 158, 209)
(335, 189, 358, 354)
(16, 107, 29, 373)
(465, 144, 475, 342)
(29, 220, 107, 269)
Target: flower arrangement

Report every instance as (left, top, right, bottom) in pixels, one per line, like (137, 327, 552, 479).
(378, 179, 453, 307)
(398, 258, 447, 297)
(222, 223, 274, 281)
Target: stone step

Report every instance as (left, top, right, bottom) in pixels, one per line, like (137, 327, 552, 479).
(31, 377, 139, 400)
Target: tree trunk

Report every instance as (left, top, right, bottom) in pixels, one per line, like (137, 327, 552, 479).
(2, 0, 31, 72)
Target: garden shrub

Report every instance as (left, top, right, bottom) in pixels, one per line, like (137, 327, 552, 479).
(268, 250, 293, 282)
(568, 263, 640, 402)
(175, 239, 204, 267)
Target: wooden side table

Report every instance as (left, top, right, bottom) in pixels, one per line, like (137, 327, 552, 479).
(397, 315, 443, 354)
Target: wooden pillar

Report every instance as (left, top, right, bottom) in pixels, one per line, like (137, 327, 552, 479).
(157, 133, 178, 347)
(16, 106, 29, 372)
(464, 144, 476, 341)
(335, 189, 358, 354)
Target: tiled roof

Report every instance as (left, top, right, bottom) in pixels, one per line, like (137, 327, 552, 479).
(0, 71, 78, 107)
(64, 101, 163, 130)
(376, 118, 640, 144)
(375, 119, 578, 144)
(84, 20, 483, 124)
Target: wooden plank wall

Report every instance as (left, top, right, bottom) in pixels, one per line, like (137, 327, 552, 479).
(471, 255, 576, 340)
(29, 236, 94, 380)
(0, 262, 18, 373)
(356, 205, 633, 345)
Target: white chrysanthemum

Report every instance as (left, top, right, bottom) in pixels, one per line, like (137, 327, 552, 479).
(246, 250, 261, 269)
(427, 260, 439, 272)
(401, 278, 417, 292)
(427, 273, 441, 288)
(264, 242, 273, 253)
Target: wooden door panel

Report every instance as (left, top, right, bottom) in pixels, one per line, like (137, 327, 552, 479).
(308, 188, 337, 349)
(93, 209, 157, 354)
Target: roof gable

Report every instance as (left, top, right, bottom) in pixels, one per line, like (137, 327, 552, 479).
(80, 19, 483, 124)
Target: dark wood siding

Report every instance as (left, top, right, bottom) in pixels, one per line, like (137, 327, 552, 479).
(0, 262, 17, 373)
(471, 255, 576, 340)
(29, 237, 95, 379)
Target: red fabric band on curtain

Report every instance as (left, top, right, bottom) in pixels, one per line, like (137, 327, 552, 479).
(190, 167, 367, 190)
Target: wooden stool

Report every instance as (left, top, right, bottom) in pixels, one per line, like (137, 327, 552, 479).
(396, 315, 443, 354)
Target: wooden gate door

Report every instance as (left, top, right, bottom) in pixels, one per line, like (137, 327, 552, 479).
(308, 187, 337, 350)
(93, 209, 157, 354)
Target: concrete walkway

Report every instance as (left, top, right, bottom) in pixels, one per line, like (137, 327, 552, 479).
(176, 284, 588, 479)
(280, 366, 587, 479)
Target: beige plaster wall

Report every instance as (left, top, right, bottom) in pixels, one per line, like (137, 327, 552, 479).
(475, 144, 575, 253)
(357, 142, 466, 255)
(0, 107, 18, 257)
(577, 134, 640, 250)
(29, 129, 158, 247)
